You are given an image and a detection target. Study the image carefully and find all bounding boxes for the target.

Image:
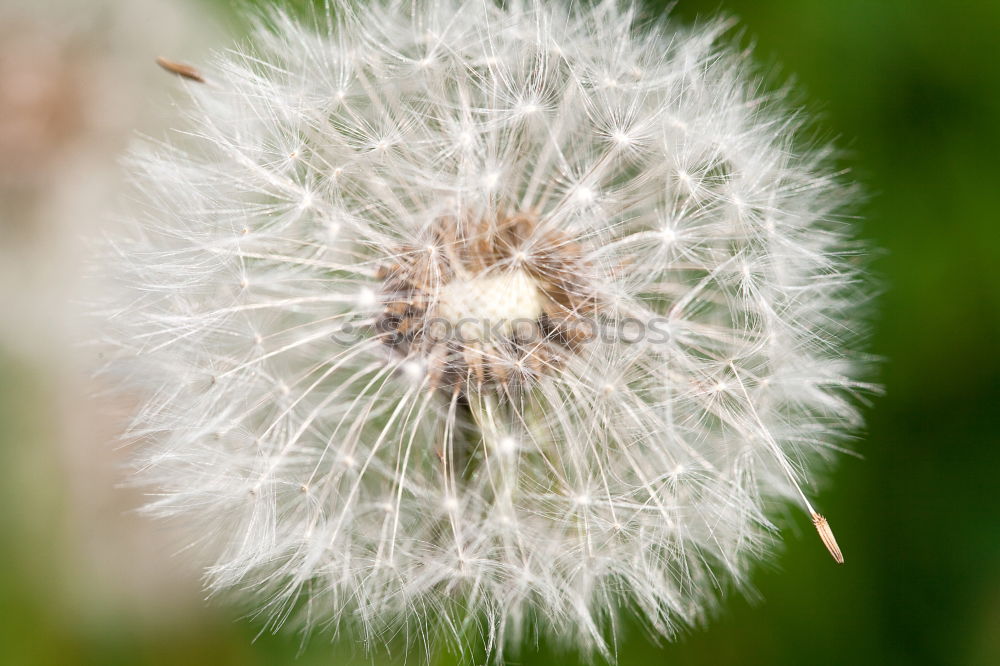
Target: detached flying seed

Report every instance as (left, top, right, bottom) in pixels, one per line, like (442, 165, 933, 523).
(812, 512, 845, 564)
(155, 56, 205, 83)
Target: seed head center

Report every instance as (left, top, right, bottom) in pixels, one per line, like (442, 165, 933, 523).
(375, 211, 599, 392)
(436, 269, 544, 341)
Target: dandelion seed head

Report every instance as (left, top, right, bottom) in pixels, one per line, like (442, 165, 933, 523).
(98, 0, 876, 660)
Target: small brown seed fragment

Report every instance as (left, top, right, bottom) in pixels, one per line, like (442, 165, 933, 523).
(811, 512, 844, 564)
(156, 56, 205, 83)
(463, 345, 486, 388)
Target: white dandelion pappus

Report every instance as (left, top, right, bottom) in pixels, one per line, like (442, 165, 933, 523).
(99, 0, 875, 658)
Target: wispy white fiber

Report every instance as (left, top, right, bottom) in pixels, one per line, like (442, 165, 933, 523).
(97, 0, 876, 659)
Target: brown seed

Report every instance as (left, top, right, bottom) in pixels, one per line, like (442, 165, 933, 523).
(156, 56, 205, 83)
(463, 345, 486, 388)
(811, 512, 844, 564)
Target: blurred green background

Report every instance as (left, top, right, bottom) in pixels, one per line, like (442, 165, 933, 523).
(2, 0, 999, 664)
